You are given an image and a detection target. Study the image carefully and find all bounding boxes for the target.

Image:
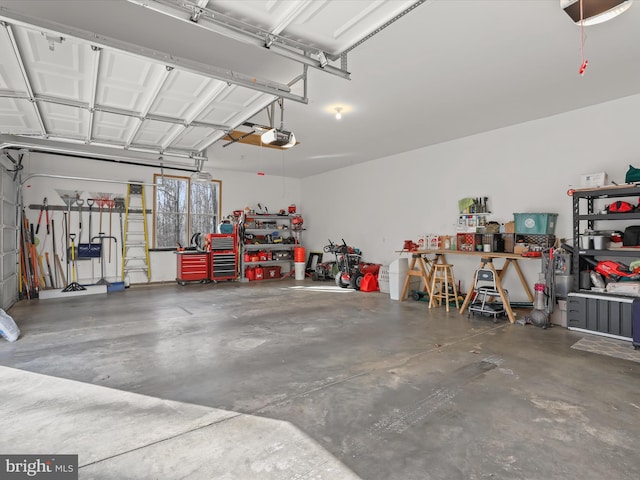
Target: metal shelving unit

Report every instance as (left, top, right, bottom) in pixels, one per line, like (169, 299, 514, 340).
(571, 184, 640, 293)
(240, 214, 303, 282)
(569, 184, 640, 339)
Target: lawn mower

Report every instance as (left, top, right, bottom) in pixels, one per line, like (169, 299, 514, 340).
(325, 239, 381, 290)
(311, 260, 337, 281)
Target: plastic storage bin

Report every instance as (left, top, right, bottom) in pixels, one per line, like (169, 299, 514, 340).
(514, 213, 558, 234)
(389, 259, 408, 300)
(388, 259, 421, 300)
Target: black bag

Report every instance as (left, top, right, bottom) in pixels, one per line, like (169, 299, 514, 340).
(625, 165, 640, 184)
(623, 226, 640, 246)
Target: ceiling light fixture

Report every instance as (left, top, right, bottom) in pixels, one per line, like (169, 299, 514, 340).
(334, 107, 343, 120)
(561, 0, 632, 25)
(190, 159, 213, 182)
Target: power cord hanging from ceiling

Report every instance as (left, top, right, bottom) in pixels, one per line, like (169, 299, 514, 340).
(281, 148, 285, 199)
(579, 0, 589, 75)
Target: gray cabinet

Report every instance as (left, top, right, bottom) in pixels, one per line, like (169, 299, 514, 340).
(567, 292, 633, 339)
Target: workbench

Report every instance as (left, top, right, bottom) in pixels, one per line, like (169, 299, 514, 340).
(399, 249, 537, 323)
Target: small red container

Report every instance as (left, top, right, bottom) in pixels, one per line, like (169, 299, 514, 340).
(245, 267, 256, 281)
(254, 267, 264, 281)
(294, 246, 305, 262)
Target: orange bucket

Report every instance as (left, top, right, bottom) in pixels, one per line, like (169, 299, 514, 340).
(294, 246, 306, 263)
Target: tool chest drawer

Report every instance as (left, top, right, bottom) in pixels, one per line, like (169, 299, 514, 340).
(176, 252, 210, 283)
(210, 253, 237, 280)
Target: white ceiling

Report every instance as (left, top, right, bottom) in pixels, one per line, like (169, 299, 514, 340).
(1, 0, 639, 178)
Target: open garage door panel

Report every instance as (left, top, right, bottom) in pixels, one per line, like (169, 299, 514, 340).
(0, 10, 280, 163)
(0, 1, 423, 161)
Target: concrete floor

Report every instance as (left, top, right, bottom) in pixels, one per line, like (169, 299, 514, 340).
(1, 279, 640, 479)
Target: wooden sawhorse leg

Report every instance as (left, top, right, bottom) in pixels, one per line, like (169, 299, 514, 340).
(400, 254, 434, 301)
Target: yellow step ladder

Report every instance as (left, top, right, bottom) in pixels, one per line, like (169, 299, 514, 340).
(122, 182, 151, 282)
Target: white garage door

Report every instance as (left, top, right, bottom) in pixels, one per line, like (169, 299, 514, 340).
(1, 166, 17, 310)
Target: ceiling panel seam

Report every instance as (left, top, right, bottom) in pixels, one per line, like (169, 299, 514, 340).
(26, 92, 231, 132)
(125, 66, 174, 147)
(160, 80, 232, 150)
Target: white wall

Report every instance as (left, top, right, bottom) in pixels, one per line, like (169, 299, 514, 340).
(20, 153, 301, 285)
(301, 94, 640, 300)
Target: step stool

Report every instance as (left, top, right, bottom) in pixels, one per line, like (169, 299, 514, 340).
(429, 264, 460, 312)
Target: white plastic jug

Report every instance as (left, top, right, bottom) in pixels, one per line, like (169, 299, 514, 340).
(0, 309, 20, 342)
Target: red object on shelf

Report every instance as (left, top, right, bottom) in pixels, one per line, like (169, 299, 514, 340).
(291, 215, 303, 228)
(456, 233, 481, 252)
(294, 246, 305, 262)
(263, 265, 282, 279)
(254, 266, 264, 281)
(245, 267, 256, 281)
(403, 240, 418, 251)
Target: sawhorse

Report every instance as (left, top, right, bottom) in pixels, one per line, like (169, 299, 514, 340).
(399, 252, 445, 301)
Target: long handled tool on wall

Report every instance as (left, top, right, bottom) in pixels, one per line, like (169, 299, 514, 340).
(35, 197, 48, 235)
(76, 197, 84, 243)
(51, 218, 63, 289)
(62, 233, 85, 292)
(63, 211, 69, 285)
(45, 252, 55, 289)
(19, 209, 33, 299)
(108, 199, 114, 262)
(20, 209, 36, 298)
(87, 198, 94, 242)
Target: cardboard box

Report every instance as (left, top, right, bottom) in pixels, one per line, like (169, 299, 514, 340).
(504, 221, 515, 233)
(513, 243, 529, 255)
(580, 172, 607, 187)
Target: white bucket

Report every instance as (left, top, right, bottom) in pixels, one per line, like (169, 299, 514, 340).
(294, 262, 306, 280)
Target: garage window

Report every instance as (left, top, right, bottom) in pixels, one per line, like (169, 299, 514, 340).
(153, 174, 221, 249)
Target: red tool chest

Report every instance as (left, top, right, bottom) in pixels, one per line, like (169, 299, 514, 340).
(176, 251, 210, 285)
(208, 232, 238, 281)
